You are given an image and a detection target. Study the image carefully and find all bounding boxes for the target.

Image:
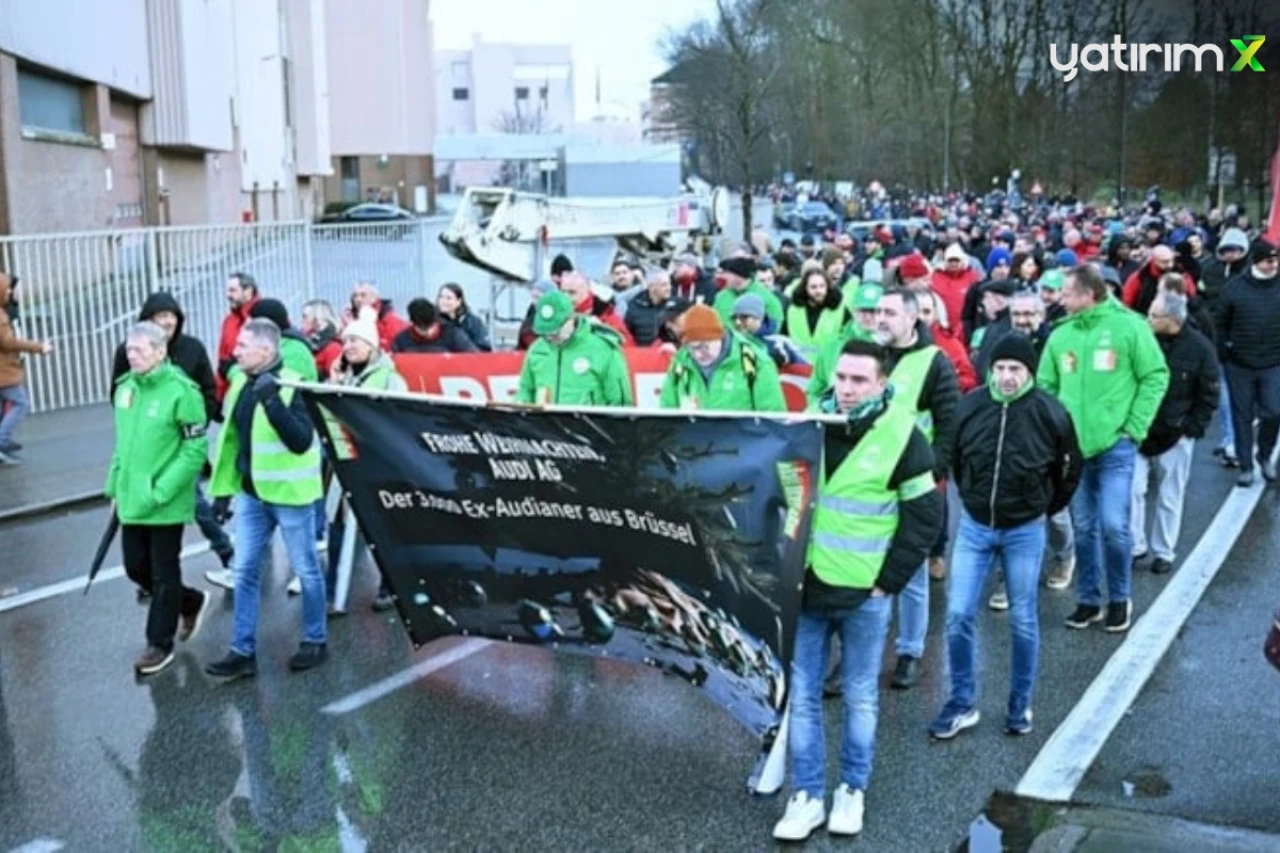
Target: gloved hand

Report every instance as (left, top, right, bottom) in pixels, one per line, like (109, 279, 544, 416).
(252, 371, 280, 402)
(212, 497, 232, 526)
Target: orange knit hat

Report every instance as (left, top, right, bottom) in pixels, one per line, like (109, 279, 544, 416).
(681, 304, 725, 343)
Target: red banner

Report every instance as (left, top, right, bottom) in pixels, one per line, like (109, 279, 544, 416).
(394, 350, 814, 412)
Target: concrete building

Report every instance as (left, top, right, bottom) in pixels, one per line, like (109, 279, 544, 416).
(0, 0, 333, 234)
(435, 36, 573, 189)
(643, 70, 686, 144)
(323, 0, 435, 213)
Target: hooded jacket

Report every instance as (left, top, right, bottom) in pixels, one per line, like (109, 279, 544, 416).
(1037, 297, 1171, 459)
(104, 361, 208, 525)
(659, 330, 787, 412)
(111, 292, 219, 422)
(930, 264, 982, 341)
(517, 317, 633, 407)
(1199, 227, 1250, 304)
(0, 273, 42, 388)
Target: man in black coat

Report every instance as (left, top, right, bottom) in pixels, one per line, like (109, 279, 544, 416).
(929, 333, 1081, 741)
(110, 291, 233, 572)
(625, 269, 683, 346)
(1215, 238, 1280, 486)
(1130, 291, 1218, 575)
(391, 298, 479, 354)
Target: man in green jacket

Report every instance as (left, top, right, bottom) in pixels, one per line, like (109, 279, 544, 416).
(713, 256, 784, 328)
(659, 305, 786, 411)
(106, 321, 211, 676)
(806, 283, 882, 405)
(518, 290, 633, 407)
(248, 298, 319, 381)
(1038, 263, 1170, 634)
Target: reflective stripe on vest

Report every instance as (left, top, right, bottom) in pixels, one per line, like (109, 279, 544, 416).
(808, 404, 916, 589)
(889, 345, 939, 443)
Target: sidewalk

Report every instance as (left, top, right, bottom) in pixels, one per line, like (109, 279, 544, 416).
(967, 792, 1280, 852)
(0, 404, 113, 519)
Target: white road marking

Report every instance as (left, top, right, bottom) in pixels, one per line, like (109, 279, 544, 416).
(321, 637, 491, 715)
(8, 839, 66, 853)
(1015, 472, 1269, 802)
(0, 543, 211, 615)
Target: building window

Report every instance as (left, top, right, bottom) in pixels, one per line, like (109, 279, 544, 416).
(452, 87, 469, 101)
(18, 68, 86, 135)
(340, 156, 359, 180)
(515, 86, 529, 101)
(539, 85, 549, 100)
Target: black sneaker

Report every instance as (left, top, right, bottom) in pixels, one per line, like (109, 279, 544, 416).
(1065, 604, 1103, 629)
(1130, 552, 1149, 570)
(1104, 601, 1132, 633)
(289, 642, 328, 672)
(890, 655, 920, 690)
(205, 651, 257, 680)
(1150, 558, 1173, 575)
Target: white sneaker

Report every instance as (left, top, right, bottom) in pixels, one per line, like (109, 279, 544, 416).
(772, 791, 826, 842)
(287, 576, 302, 596)
(988, 585, 1009, 611)
(828, 784, 865, 836)
(204, 569, 235, 591)
(1046, 554, 1075, 590)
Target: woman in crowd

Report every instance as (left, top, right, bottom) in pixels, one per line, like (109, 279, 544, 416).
(783, 269, 851, 362)
(436, 283, 491, 351)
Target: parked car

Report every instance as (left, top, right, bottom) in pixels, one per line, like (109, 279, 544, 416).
(785, 201, 840, 234)
(318, 203, 416, 239)
(845, 217, 934, 243)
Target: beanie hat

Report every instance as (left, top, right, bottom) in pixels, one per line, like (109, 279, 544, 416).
(681, 304, 724, 343)
(943, 242, 967, 261)
(719, 256, 757, 280)
(249, 297, 290, 331)
(1055, 249, 1079, 268)
(342, 316, 380, 350)
(821, 248, 844, 269)
(989, 332, 1039, 374)
(531, 290, 575, 335)
(550, 254, 574, 277)
(986, 247, 1013, 273)
(897, 253, 930, 281)
(733, 293, 765, 319)
(1251, 238, 1279, 262)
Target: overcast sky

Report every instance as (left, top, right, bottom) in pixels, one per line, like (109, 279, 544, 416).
(431, 0, 716, 121)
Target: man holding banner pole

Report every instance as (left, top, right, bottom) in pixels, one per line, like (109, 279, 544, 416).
(774, 339, 942, 842)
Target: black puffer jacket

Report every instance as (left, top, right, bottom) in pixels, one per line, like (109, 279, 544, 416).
(1215, 268, 1280, 369)
(951, 384, 1082, 529)
(625, 291, 683, 346)
(1142, 325, 1219, 457)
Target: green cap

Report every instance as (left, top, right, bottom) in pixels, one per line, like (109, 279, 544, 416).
(853, 283, 883, 310)
(1039, 269, 1065, 291)
(532, 290, 575, 335)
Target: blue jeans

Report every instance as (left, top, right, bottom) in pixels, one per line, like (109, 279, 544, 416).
(194, 482, 233, 561)
(0, 384, 29, 446)
(1072, 438, 1136, 606)
(230, 493, 327, 657)
(945, 511, 1046, 722)
(895, 562, 929, 657)
(1217, 363, 1235, 452)
(788, 596, 892, 798)
(312, 497, 327, 541)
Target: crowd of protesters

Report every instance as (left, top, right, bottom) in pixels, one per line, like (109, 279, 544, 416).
(4, 179, 1270, 841)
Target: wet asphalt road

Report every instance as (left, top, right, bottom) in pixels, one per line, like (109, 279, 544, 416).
(0, 425, 1259, 851)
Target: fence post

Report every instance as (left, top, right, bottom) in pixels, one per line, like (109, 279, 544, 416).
(418, 217, 430, 292)
(146, 228, 160, 292)
(302, 219, 316, 301)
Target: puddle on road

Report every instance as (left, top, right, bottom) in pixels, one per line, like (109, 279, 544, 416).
(957, 791, 1063, 853)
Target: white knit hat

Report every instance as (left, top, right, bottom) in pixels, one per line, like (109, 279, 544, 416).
(342, 316, 380, 350)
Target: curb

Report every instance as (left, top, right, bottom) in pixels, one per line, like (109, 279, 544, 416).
(0, 490, 105, 525)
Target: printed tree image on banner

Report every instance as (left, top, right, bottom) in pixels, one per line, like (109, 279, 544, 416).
(303, 388, 822, 738)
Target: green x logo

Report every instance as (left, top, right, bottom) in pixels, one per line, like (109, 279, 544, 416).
(1230, 35, 1265, 72)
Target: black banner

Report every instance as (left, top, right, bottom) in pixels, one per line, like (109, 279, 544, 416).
(303, 389, 822, 736)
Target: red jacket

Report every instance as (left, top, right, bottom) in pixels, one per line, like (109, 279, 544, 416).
(343, 301, 410, 352)
(1122, 262, 1194, 314)
(216, 298, 258, 402)
(931, 323, 978, 393)
(576, 294, 635, 345)
(313, 336, 342, 379)
(930, 267, 981, 338)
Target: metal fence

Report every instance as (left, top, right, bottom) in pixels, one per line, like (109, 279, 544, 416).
(1, 217, 510, 414)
